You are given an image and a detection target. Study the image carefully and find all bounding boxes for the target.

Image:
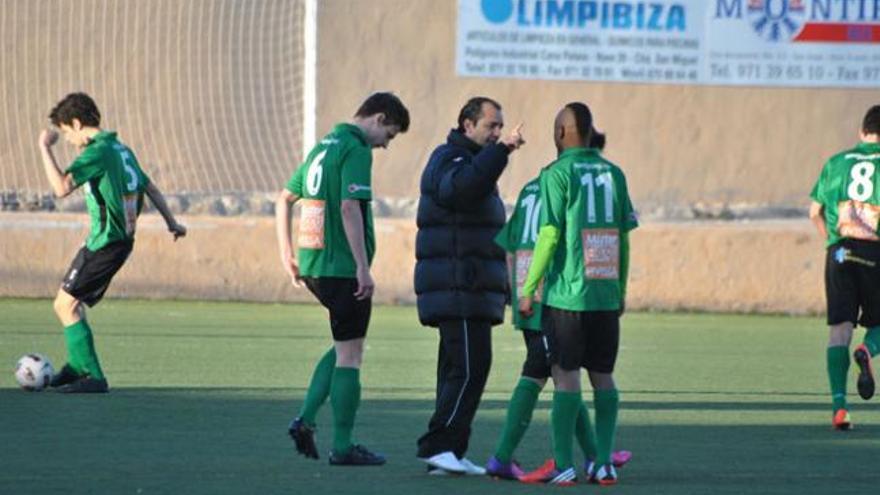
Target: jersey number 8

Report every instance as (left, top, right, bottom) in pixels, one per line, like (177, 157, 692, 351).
(848, 161, 876, 202)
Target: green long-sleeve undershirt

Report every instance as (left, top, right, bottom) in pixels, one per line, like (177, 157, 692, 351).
(619, 230, 630, 302)
(521, 225, 560, 298)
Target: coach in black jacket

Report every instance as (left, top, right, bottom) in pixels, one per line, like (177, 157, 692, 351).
(415, 97, 524, 474)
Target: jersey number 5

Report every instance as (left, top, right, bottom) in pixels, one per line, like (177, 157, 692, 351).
(116, 147, 139, 236)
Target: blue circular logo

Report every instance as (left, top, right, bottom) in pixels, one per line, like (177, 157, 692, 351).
(747, 0, 806, 42)
(481, 0, 514, 24)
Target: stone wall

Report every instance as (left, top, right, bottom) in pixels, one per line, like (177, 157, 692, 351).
(0, 213, 825, 315)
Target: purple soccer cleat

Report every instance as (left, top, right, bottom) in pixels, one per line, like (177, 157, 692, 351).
(612, 450, 633, 468)
(485, 456, 525, 480)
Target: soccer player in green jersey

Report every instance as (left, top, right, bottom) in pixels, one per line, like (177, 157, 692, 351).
(486, 130, 631, 480)
(37, 92, 186, 393)
(809, 105, 880, 430)
(517, 103, 637, 486)
(275, 92, 409, 465)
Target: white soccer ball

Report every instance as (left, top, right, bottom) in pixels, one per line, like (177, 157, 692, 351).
(14, 353, 55, 391)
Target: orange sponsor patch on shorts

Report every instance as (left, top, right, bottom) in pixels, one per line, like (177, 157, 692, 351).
(582, 228, 619, 279)
(299, 199, 325, 249)
(837, 200, 880, 241)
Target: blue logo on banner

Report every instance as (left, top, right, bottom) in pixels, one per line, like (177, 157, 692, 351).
(747, 0, 805, 42)
(715, 0, 813, 42)
(482, 0, 515, 24)
(479, 1, 687, 32)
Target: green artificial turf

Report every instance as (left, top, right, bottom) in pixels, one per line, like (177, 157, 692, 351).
(1, 298, 877, 494)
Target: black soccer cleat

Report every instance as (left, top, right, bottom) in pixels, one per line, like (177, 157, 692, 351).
(49, 364, 82, 388)
(288, 417, 319, 459)
(56, 376, 109, 394)
(854, 344, 875, 400)
(328, 444, 386, 466)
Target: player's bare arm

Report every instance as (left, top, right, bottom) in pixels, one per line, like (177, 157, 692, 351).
(275, 188, 302, 287)
(340, 199, 373, 300)
(809, 200, 828, 241)
(145, 182, 186, 241)
(37, 129, 76, 197)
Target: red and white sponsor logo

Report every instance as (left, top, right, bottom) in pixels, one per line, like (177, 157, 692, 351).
(582, 228, 619, 280)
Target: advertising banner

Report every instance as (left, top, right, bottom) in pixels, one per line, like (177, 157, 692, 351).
(457, 0, 880, 87)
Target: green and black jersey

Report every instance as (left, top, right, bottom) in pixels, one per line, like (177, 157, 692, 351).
(286, 123, 374, 278)
(495, 177, 543, 331)
(66, 131, 150, 251)
(811, 142, 880, 247)
(538, 147, 638, 311)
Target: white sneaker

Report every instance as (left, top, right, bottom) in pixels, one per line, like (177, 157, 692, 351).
(589, 463, 618, 486)
(458, 457, 487, 475)
(419, 451, 466, 474)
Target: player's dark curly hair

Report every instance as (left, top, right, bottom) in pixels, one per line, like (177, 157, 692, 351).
(565, 102, 593, 146)
(589, 129, 606, 151)
(863, 105, 880, 136)
(355, 92, 410, 132)
(456, 96, 502, 131)
(49, 92, 101, 127)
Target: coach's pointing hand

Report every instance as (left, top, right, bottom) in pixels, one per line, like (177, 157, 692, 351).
(500, 122, 525, 151)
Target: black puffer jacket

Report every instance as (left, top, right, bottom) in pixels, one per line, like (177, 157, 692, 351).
(414, 129, 511, 327)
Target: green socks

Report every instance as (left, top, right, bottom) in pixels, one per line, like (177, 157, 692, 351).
(593, 389, 619, 466)
(864, 327, 880, 357)
(299, 347, 336, 425)
(493, 379, 598, 465)
(575, 400, 598, 460)
(494, 378, 541, 463)
(63, 320, 104, 380)
(551, 391, 581, 470)
(330, 367, 361, 455)
(827, 346, 850, 412)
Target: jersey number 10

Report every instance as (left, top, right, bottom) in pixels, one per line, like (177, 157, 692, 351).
(519, 194, 541, 244)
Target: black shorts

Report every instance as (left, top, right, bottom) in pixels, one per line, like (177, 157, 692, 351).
(520, 330, 552, 380)
(302, 276, 371, 342)
(542, 306, 619, 373)
(825, 239, 880, 327)
(61, 240, 134, 307)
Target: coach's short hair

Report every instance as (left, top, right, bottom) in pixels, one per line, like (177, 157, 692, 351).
(457, 96, 501, 131)
(355, 92, 410, 132)
(49, 93, 101, 127)
(863, 105, 880, 136)
(565, 102, 594, 146)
